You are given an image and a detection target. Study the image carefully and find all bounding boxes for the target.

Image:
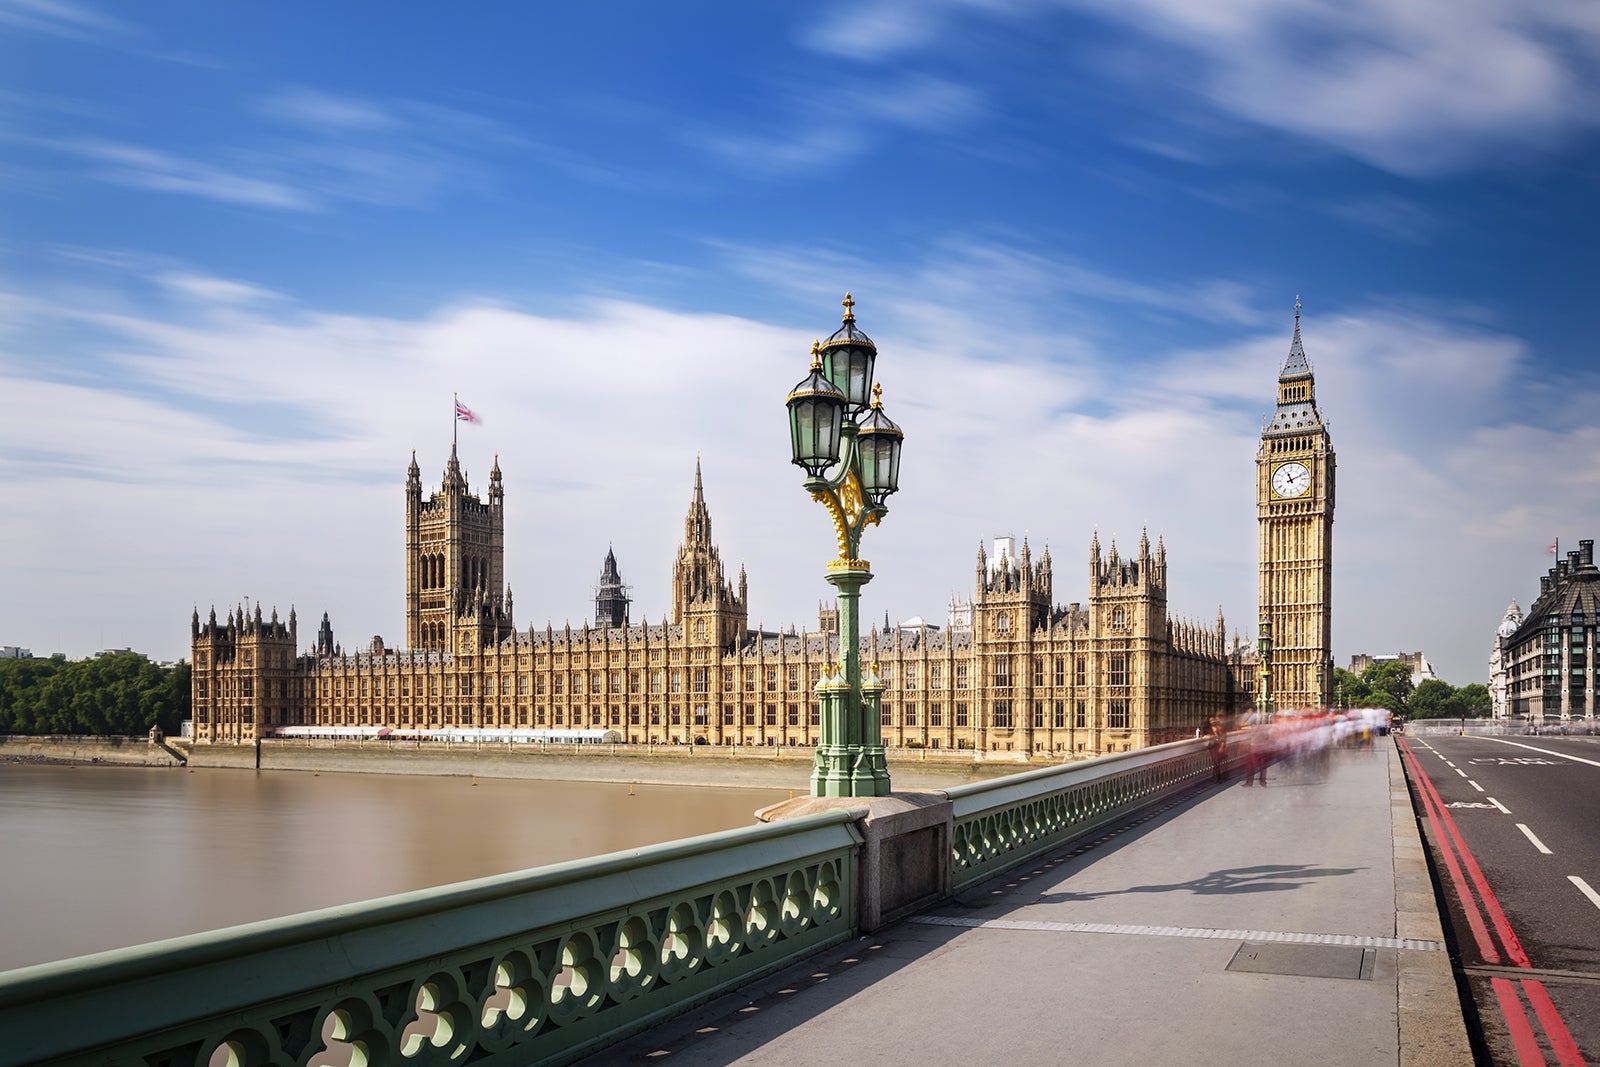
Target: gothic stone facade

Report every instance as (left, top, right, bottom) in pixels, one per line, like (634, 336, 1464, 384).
(192, 452, 1255, 752)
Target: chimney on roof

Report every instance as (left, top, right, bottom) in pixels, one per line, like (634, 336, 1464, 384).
(1582, 539, 1595, 568)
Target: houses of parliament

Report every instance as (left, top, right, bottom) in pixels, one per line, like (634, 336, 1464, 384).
(191, 305, 1335, 753)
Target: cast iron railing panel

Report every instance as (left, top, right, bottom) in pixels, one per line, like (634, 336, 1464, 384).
(0, 813, 860, 1067)
(946, 739, 1214, 891)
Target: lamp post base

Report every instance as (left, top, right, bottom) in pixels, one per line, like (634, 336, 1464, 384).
(809, 562, 892, 799)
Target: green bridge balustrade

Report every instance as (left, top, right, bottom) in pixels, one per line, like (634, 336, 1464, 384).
(947, 737, 1218, 892)
(0, 813, 860, 1067)
(0, 736, 1229, 1066)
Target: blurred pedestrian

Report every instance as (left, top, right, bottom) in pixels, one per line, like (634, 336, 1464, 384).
(1207, 715, 1228, 782)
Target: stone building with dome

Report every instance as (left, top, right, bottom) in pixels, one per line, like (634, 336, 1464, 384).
(1489, 601, 1522, 719)
(1495, 540, 1600, 722)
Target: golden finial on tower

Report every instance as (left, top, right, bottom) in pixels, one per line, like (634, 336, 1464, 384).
(871, 382, 884, 408)
(842, 292, 855, 322)
(810, 339, 823, 369)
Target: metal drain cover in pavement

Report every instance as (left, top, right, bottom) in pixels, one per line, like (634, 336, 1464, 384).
(1226, 942, 1376, 981)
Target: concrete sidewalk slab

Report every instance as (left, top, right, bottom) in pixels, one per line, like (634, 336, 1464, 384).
(590, 742, 1471, 1067)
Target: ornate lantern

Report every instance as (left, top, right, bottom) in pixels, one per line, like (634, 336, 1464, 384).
(820, 292, 877, 415)
(786, 341, 846, 476)
(856, 383, 903, 506)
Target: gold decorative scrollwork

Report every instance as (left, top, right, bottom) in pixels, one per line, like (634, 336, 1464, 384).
(839, 471, 865, 530)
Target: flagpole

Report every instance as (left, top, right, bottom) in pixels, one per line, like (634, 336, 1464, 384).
(453, 391, 458, 451)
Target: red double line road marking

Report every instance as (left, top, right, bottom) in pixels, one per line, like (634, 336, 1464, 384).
(1398, 738, 1587, 1066)
(1402, 739, 1500, 963)
(1402, 738, 1528, 966)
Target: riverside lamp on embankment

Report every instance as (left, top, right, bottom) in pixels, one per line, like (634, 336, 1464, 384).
(785, 293, 904, 799)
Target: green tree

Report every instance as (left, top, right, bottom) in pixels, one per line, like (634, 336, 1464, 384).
(1456, 683, 1493, 719)
(1360, 660, 1415, 711)
(0, 654, 189, 735)
(1333, 667, 1368, 705)
(1408, 679, 1458, 717)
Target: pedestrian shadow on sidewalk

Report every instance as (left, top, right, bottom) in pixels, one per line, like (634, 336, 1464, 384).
(1034, 862, 1365, 902)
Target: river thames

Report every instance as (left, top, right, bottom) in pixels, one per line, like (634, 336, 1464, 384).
(0, 763, 788, 971)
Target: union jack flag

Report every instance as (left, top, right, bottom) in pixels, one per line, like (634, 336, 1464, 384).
(455, 398, 481, 424)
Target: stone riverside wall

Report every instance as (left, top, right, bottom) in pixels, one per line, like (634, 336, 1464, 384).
(0, 735, 184, 767)
(1, 735, 1039, 790)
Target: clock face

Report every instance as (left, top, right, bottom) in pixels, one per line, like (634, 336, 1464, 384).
(1272, 461, 1311, 498)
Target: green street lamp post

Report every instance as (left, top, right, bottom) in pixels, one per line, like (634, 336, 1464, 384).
(785, 294, 904, 798)
(1256, 618, 1274, 722)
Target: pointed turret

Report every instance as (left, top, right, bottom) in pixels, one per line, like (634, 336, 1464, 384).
(1139, 526, 1150, 560)
(191, 607, 200, 639)
(443, 443, 466, 493)
(407, 449, 421, 492)
(1265, 296, 1325, 436)
(595, 546, 631, 628)
(1282, 296, 1310, 378)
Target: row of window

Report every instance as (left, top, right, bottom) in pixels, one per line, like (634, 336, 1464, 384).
(292, 698, 1140, 732)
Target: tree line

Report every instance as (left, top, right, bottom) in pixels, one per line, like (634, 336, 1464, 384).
(0, 653, 190, 736)
(1332, 661, 1492, 719)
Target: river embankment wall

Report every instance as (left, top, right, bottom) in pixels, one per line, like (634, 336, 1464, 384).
(1, 736, 1047, 790)
(0, 735, 185, 767)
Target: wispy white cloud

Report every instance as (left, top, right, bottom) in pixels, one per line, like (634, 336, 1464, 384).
(52, 139, 317, 210)
(0, 0, 130, 41)
(155, 271, 283, 306)
(693, 73, 985, 173)
(258, 87, 407, 134)
(1323, 194, 1438, 245)
(805, 0, 1600, 175)
(2, 256, 1587, 685)
(29, 86, 521, 214)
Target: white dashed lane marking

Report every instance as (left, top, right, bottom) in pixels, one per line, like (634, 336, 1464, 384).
(1515, 823, 1553, 855)
(1468, 780, 1484, 792)
(1455, 768, 1468, 778)
(1488, 798, 1511, 814)
(910, 914, 1443, 951)
(1571, 876, 1600, 913)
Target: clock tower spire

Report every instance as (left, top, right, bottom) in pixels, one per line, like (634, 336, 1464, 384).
(1257, 297, 1335, 710)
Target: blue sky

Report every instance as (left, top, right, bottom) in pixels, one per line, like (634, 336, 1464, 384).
(3, 0, 1598, 685)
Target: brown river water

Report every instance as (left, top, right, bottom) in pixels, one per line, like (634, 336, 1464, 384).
(0, 763, 788, 971)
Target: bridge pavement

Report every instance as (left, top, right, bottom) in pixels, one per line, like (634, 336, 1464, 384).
(590, 741, 1470, 1066)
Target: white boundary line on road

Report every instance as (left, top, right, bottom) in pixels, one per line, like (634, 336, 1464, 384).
(1514, 823, 1553, 855)
(1571, 876, 1600, 912)
(1471, 736, 1600, 769)
(1488, 797, 1511, 814)
(909, 914, 1444, 951)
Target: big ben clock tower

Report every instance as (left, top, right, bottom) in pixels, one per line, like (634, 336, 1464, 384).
(1257, 298, 1335, 709)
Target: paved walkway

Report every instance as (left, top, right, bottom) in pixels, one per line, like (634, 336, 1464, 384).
(593, 741, 1470, 1067)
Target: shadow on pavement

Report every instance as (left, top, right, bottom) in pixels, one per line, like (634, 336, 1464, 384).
(1032, 861, 1366, 902)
